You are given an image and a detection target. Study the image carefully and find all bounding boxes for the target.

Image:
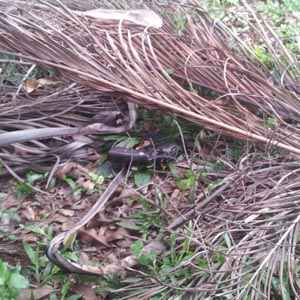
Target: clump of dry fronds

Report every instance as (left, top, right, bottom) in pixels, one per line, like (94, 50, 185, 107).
(0, 0, 300, 155)
(1, 1, 300, 299)
(114, 155, 300, 299)
(0, 80, 135, 173)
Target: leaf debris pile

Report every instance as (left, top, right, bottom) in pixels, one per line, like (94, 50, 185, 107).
(0, 0, 300, 299)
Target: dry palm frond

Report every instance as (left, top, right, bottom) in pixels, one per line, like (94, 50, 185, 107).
(0, 81, 135, 172)
(0, 2, 300, 299)
(240, 0, 299, 92)
(0, 1, 300, 155)
(112, 156, 300, 299)
(196, 158, 300, 299)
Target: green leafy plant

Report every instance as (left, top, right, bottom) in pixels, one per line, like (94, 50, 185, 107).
(259, 0, 300, 55)
(21, 225, 61, 284)
(254, 45, 274, 69)
(264, 116, 278, 129)
(132, 209, 164, 239)
(0, 259, 29, 300)
(63, 176, 83, 200)
(15, 182, 33, 198)
(175, 169, 197, 191)
(15, 171, 45, 198)
(157, 230, 195, 279)
(22, 236, 81, 299)
(115, 137, 140, 148)
(134, 171, 152, 187)
(88, 172, 104, 186)
(172, 12, 187, 35)
(23, 242, 57, 284)
(131, 240, 157, 266)
(102, 135, 140, 149)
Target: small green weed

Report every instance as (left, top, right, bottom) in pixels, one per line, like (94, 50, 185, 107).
(131, 240, 157, 266)
(175, 169, 197, 191)
(0, 259, 29, 300)
(23, 242, 50, 284)
(63, 176, 84, 200)
(63, 171, 104, 199)
(159, 233, 194, 279)
(264, 115, 278, 129)
(204, 0, 239, 19)
(254, 45, 274, 69)
(259, 0, 300, 54)
(129, 195, 166, 239)
(102, 135, 140, 148)
(132, 208, 164, 239)
(15, 171, 45, 198)
(22, 230, 83, 299)
(22, 225, 58, 285)
(134, 170, 152, 188)
(172, 12, 187, 36)
(127, 231, 198, 299)
(15, 182, 33, 198)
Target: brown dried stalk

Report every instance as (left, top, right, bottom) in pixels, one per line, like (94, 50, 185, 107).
(0, 81, 135, 171)
(0, 1, 300, 155)
(117, 157, 300, 299)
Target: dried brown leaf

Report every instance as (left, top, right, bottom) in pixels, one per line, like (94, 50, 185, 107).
(72, 284, 100, 300)
(18, 286, 53, 300)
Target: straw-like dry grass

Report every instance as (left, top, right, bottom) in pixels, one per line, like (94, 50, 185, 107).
(0, 1, 300, 155)
(1, 1, 300, 299)
(0, 80, 136, 173)
(109, 155, 300, 299)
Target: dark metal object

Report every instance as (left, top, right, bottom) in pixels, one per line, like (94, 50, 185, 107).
(108, 143, 179, 165)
